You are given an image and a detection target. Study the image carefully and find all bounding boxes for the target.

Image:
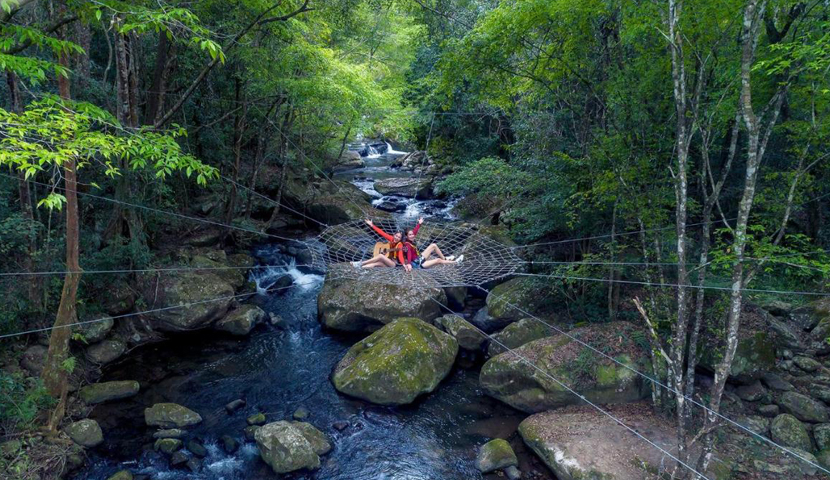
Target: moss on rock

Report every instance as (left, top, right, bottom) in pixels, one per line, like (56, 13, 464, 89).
(486, 278, 549, 321)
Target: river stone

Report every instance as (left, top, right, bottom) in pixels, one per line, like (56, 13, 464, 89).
(79, 381, 139, 404)
(290, 422, 331, 455)
(444, 286, 467, 309)
(154, 438, 182, 454)
(486, 278, 549, 322)
(244, 426, 260, 441)
(332, 318, 458, 406)
(105, 471, 133, 480)
(735, 415, 770, 436)
(153, 429, 186, 439)
(141, 272, 235, 332)
(221, 435, 238, 453)
(735, 380, 766, 402)
(293, 407, 310, 420)
(318, 275, 446, 332)
(480, 322, 649, 413)
(215, 305, 267, 336)
(762, 372, 794, 392)
(247, 413, 266, 425)
(65, 419, 103, 448)
(186, 439, 207, 458)
(86, 339, 126, 365)
(812, 318, 830, 342)
(470, 306, 513, 333)
(434, 314, 486, 351)
(225, 399, 246, 414)
(374, 177, 432, 199)
(758, 404, 780, 418)
(488, 318, 553, 357)
(794, 355, 821, 372)
(815, 424, 830, 450)
(770, 414, 812, 451)
(145, 403, 203, 428)
(255, 421, 322, 474)
(475, 439, 517, 473)
(778, 391, 830, 423)
(189, 254, 245, 290)
(73, 316, 114, 344)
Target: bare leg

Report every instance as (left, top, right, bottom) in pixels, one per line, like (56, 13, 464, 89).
(420, 243, 445, 261)
(362, 255, 396, 269)
(421, 258, 456, 269)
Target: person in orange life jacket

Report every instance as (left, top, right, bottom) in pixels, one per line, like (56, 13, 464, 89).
(352, 219, 402, 268)
(400, 217, 464, 273)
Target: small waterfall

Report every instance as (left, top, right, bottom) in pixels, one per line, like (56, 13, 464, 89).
(385, 142, 407, 155)
(366, 145, 381, 158)
(249, 257, 323, 295)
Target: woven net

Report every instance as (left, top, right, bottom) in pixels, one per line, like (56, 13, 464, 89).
(308, 219, 523, 288)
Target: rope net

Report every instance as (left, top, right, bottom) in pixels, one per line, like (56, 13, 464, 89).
(309, 219, 522, 288)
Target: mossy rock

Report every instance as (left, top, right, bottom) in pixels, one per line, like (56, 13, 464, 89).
(475, 438, 518, 473)
(770, 414, 811, 451)
(140, 272, 235, 331)
(105, 471, 133, 480)
(215, 304, 267, 336)
(290, 422, 331, 455)
(73, 316, 114, 344)
(190, 255, 245, 289)
(154, 438, 182, 454)
(699, 330, 776, 385)
(255, 421, 325, 474)
(488, 318, 553, 356)
(332, 318, 458, 405)
(79, 380, 139, 404)
(318, 276, 446, 332)
(86, 339, 127, 365)
(145, 403, 203, 428)
(434, 314, 487, 351)
(65, 419, 103, 448)
(480, 322, 649, 413)
(486, 277, 548, 321)
(778, 391, 830, 423)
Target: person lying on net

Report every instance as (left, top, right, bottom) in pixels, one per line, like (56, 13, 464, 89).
(352, 219, 402, 269)
(400, 218, 463, 272)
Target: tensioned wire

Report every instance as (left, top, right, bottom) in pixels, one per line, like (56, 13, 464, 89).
(474, 284, 830, 475)
(427, 294, 710, 480)
(0, 283, 302, 340)
(0, 264, 313, 277)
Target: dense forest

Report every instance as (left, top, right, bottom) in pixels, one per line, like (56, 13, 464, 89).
(2, 0, 830, 479)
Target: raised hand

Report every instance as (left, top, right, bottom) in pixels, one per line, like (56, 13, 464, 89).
(418, 217, 424, 225)
(365, 219, 373, 226)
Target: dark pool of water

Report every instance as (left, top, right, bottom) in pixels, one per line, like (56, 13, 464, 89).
(74, 246, 553, 480)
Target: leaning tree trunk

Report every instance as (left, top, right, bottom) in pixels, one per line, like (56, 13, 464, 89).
(42, 9, 78, 432)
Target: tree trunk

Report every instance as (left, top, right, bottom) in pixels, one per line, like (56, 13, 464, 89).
(267, 107, 295, 229)
(42, 8, 78, 432)
(222, 77, 247, 245)
(146, 30, 175, 126)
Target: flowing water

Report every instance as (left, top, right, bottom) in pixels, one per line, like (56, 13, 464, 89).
(75, 247, 551, 480)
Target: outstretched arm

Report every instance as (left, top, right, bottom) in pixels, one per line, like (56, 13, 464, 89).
(366, 219, 393, 242)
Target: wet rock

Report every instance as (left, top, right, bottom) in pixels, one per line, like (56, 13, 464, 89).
(819, 449, 830, 470)
(332, 318, 458, 406)
(101, 282, 136, 316)
(221, 435, 238, 453)
(86, 339, 127, 365)
(735, 415, 770, 436)
(444, 286, 467, 309)
(762, 372, 794, 392)
(333, 422, 349, 431)
(255, 421, 329, 474)
(65, 419, 104, 448)
(154, 438, 182, 454)
(434, 314, 487, 351)
(374, 198, 407, 212)
(758, 404, 780, 418)
(794, 355, 821, 372)
(488, 318, 553, 357)
(225, 399, 246, 414)
(770, 414, 811, 451)
(79, 380, 139, 404)
(73, 316, 114, 344)
(767, 314, 803, 351)
(481, 322, 649, 413)
(290, 422, 331, 455)
(469, 307, 513, 333)
(374, 177, 432, 199)
(269, 313, 286, 328)
(247, 412, 266, 425)
(170, 451, 189, 467)
(145, 403, 203, 428)
(778, 391, 830, 423)
(186, 440, 207, 458)
(318, 274, 446, 332)
(244, 426, 260, 441)
(811, 383, 830, 403)
(186, 458, 201, 472)
(153, 429, 186, 439)
(475, 439, 517, 473)
(293, 407, 310, 420)
(140, 272, 235, 331)
(20, 345, 47, 376)
(504, 465, 522, 480)
(105, 471, 133, 480)
(486, 278, 549, 322)
(814, 424, 830, 450)
(215, 305, 267, 336)
(735, 380, 766, 402)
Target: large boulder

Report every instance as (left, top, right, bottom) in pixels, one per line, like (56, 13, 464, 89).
(334, 150, 365, 170)
(485, 277, 549, 322)
(434, 314, 486, 351)
(332, 318, 458, 405)
(255, 421, 330, 474)
(20, 345, 47, 376)
(144, 403, 203, 428)
(188, 252, 246, 289)
(86, 339, 127, 365)
(475, 439, 518, 473)
(480, 322, 649, 413)
(79, 380, 139, 404)
(73, 316, 113, 344)
(778, 391, 830, 423)
(770, 414, 812, 451)
(214, 304, 267, 336)
(141, 272, 235, 332)
(282, 175, 372, 225)
(318, 276, 446, 332)
(488, 318, 553, 357)
(518, 405, 682, 480)
(65, 419, 104, 448)
(374, 177, 432, 199)
(699, 331, 776, 385)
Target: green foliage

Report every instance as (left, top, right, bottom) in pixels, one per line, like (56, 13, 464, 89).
(0, 372, 55, 432)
